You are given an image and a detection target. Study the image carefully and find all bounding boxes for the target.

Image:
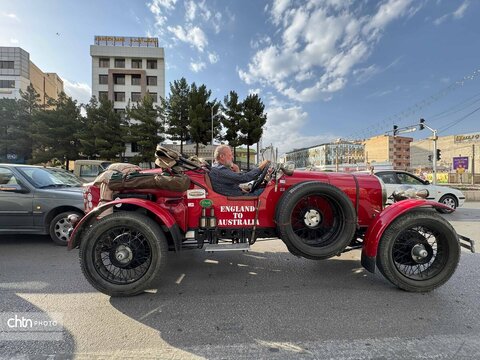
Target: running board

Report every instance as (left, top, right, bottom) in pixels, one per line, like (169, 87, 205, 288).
(459, 235, 475, 253)
(204, 243, 250, 252)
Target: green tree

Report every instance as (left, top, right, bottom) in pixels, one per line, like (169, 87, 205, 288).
(126, 93, 164, 167)
(166, 78, 190, 154)
(31, 92, 82, 165)
(189, 83, 222, 156)
(239, 94, 267, 169)
(0, 98, 19, 163)
(81, 96, 125, 161)
(222, 90, 243, 162)
(17, 85, 41, 162)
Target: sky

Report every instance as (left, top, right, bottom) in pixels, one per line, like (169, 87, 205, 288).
(1, 0, 479, 155)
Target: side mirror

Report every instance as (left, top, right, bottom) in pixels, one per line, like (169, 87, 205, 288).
(424, 180, 430, 185)
(0, 184, 29, 193)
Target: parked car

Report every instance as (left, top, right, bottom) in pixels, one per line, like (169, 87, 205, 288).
(0, 164, 84, 245)
(73, 160, 112, 182)
(366, 170, 465, 212)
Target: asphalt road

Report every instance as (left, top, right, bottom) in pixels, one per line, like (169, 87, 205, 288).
(1, 203, 480, 359)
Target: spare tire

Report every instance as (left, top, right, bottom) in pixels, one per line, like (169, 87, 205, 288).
(276, 181, 357, 260)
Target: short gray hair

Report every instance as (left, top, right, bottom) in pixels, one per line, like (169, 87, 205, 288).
(214, 144, 231, 161)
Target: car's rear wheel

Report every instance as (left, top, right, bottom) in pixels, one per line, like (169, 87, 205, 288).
(79, 212, 167, 297)
(376, 209, 460, 292)
(436, 194, 457, 214)
(49, 211, 83, 246)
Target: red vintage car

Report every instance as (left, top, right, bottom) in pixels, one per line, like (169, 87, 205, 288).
(68, 149, 474, 297)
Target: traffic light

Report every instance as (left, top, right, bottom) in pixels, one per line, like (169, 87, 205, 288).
(428, 155, 432, 162)
(436, 149, 441, 161)
(419, 118, 425, 130)
(393, 125, 398, 136)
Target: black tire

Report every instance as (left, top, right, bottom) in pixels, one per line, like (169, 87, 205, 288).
(49, 210, 83, 246)
(436, 195, 458, 214)
(79, 212, 168, 297)
(276, 182, 357, 260)
(376, 209, 460, 292)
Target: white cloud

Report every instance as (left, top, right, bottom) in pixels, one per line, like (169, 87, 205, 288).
(63, 79, 91, 105)
(185, 0, 197, 21)
(263, 105, 335, 155)
(434, 1, 469, 25)
(208, 52, 218, 64)
(240, 0, 416, 102)
(453, 1, 469, 19)
(248, 88, 261, 96)
(2, 12, 19, 21)
(190, 61, 206, 72)
(9, 38, 19, 44)
(167, 25, 208, 52)
(148, 0, 177, 29)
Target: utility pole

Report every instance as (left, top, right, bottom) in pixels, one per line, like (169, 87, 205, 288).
(472, 144, 476, 185)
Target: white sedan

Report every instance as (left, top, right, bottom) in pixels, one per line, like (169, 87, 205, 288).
(372, 170, 465, 213)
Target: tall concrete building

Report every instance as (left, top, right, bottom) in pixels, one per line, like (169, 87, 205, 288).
(0, 47, 63, 106)
(364, 135, 412, 170)
(90, 36, 165, 160)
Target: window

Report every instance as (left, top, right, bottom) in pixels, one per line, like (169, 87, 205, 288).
(0, 61, 14, 69)
(99, 58, 110, 68)
(99, 75, 108, 84)
(114, 74, 125, 85)
(98, 91, 108, 101)
(147, 60, 157, 69)
(80, 165, 101, 178)
(397, 173, 423, 185)
(147, 76, 157, 86)
(114, 58, 125, 68)
(0, 80, 15, 88)
(114, 92, 125, 102)
(377, 173, 397, 185)
(114, 109, 126, 119)
(131, 92, 141, 102)
(148, 92, 158, 102)
(131, 74, 141, 85)
(131, 142, 139, 152)
(131, 59, 142, 69)
(0, 168, 18, 185)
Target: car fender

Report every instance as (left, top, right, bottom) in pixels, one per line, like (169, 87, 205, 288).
(67, 198, 178, 250)
(361, 199, 454, 273)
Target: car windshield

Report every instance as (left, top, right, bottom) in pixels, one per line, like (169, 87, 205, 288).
(17, 166, 83, 188)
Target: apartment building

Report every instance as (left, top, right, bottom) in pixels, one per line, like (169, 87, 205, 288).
(90, 36, 165, 159)
(0, 47, 63, 104)
(364, 135, 412, 170)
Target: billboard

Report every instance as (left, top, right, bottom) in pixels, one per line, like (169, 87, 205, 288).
(453, 156, 468, 170)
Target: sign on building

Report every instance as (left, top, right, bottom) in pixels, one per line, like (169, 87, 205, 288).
(453, 156, 468, 170)
(454, 133, 480, 143)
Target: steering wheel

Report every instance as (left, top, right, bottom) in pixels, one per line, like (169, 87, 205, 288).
(250, 162, 270, 192)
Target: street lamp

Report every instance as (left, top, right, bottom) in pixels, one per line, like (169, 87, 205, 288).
(417, 119, 439, 185)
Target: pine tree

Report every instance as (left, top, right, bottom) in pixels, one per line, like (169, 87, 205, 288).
(239, 94, 267, 169)
(126, 93, 164, 167)
(189, 83, 221, 156)
(31, 92, 82, 165)
(222, 90, 243, 162)
(17, 85, 41, 162)
(166, 78, 190, 154)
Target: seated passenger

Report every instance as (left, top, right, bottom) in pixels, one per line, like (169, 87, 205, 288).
(209, 144, 269, 196)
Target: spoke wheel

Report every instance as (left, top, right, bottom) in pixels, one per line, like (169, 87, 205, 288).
(377, 209, 460, 292)
(276, 182, 356, 260)
(80, 212, 167, 297)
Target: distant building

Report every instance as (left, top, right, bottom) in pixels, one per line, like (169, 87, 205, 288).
(410, 132, 480, 173)
(0, 47, 63, 106)
(90, 36, 165, 161)
(284, 141, 364, 170)
(364, 135, 412, 170)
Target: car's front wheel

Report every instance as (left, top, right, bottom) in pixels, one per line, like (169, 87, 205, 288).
(437, 194, 458, 214)
(79, 212, 167, 297)
(49, 211, 83, 246)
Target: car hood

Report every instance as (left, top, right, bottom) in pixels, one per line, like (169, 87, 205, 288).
(35, 186, 84, 198)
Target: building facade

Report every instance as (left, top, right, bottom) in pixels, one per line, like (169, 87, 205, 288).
(410, 132, 480, 174)
(283, 141, 364, 170)
(364, 135, 412, 170)
(90, 36, 165, 160)
(0, 47, 63, 104)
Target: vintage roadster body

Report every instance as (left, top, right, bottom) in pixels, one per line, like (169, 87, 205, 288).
(68, 152, 474, 297)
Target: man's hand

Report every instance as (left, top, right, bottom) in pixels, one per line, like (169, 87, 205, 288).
(258, 160, 270, 170)
(230, 163, 240, 173)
